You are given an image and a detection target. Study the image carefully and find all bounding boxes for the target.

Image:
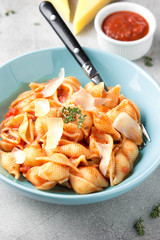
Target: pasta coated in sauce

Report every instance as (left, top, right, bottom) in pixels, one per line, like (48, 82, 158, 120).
(0, 72, 142, 194)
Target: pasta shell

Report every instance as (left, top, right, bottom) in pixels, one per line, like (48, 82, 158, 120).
(112, 151, 130, 186)
(93, 112, 121, 139)
(63, 130, 83, 142)
(1, 151, 20, 179)
(128, 99, 141, 122)
(5, 114, 24, 128)
(28, 119, 35, 142)
(0, 119, 9, 129)
(119, 95, 141, 122)
(106, 149, 116, 186)
(51, 83, 73, 105)
(106, 99, 128, 123)
(63, 77, 81, 92)
(85, 82, 104, 98)
(79, 166, 109, 188)
(9, 129, 21, 142)
(89, 135, 102, 155)
(57, 142, 97, 159)
(0, 130, 21, 145)
(29, 82, 46, 92)
(38, 162, 69, 181)
(103, 84, 121, 109)
(11, 93, 36, 112)
(49, 99, 61, 108)
(23, 101, 35, 112)
(0, 140, 18, 152)
(36, 153, 79, 173)
(69, 174, 102, 194)
(89, 127, 113, 155)
(10, 90, 33, 108)
(84, 82, 95, 92)
(35, 116, 48, 141)
(36, 181, 56, 190)
(98, 141, 113, 177)
(122, 138, 139, 169)
(23, 142, 46, 166)
(26, 166, 46, 186)
(50, 154, 79, 172)
(44, 147, 59, 156)
(63, 123, 84, 142)
(125, 101, 138, 121)
(70, 155, 88, 167)
(81, 111, 93, 138)
(57, 84, 73, 103)
(18, 113, 32, 144)
(23, 98, 53, 113)
(95, 105, 109, 114)
(26, 166, 56, 190)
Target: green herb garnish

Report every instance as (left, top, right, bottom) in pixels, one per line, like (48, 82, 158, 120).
(34, 22, 40, 25)
(62, 106, 86, 128)
(134, 217, 145, 236)
(150, 203, 160, 218)
(78, 114, 87, 128)
(5, 11, 9, 16)
(10, 10, 15, 14)
(5, 10, 16, 16)
(144, 56, 153, 66)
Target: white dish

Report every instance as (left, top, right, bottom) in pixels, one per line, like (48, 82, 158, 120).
(94, 2, 156, 60)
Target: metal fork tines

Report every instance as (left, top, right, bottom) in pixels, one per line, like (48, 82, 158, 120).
(139, 123, 151, 149)
(141, 123, 151, 142)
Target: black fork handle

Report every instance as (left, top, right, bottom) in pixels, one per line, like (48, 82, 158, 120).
(39, 1, 108, 90)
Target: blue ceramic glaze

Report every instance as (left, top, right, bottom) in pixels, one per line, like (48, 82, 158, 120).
(0, 47, 160, 205)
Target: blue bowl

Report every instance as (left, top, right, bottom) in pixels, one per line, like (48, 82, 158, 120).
(0, 47, 160, 205)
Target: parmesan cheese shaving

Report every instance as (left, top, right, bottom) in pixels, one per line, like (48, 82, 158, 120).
(45, 117, 63, 149)
(73, 88, 95, 111)
(42, 68, 65, 98)
(97, 143, 112, 177)
(113, 112, 142, 144)
(72, 88, 107, 111)
(35, 99, 50, 117)
(94, 97, 107, 106)
(12, 147, 26, 164)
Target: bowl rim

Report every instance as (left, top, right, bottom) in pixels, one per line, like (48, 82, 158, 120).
(94, 1, 157, 46)
(0, 46, 160, 203)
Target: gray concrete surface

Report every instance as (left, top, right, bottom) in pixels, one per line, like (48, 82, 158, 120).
(0, 0, 160, 239)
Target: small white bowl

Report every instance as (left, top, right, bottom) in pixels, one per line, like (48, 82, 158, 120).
(94, 2, 156, 60)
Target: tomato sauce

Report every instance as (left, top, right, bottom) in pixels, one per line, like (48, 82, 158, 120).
(20, 165, 32, 174)
(102, 11, 149, 41)
(5, 107, 19, 119)
(57, 87, 69, 103)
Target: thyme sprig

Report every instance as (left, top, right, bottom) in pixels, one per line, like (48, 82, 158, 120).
(5, 9, 16, 16)
(62, 106, 86, 128)
(144, 56, 153, 67)
(150, 203, 160, 218)
(78, 114, 87, 128)
(134, 217, 145, 236)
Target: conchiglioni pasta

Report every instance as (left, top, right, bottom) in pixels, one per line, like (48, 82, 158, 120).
(0, 70, 143, 194)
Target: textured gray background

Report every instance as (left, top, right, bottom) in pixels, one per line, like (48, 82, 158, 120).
(0, 0, 160, 239)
